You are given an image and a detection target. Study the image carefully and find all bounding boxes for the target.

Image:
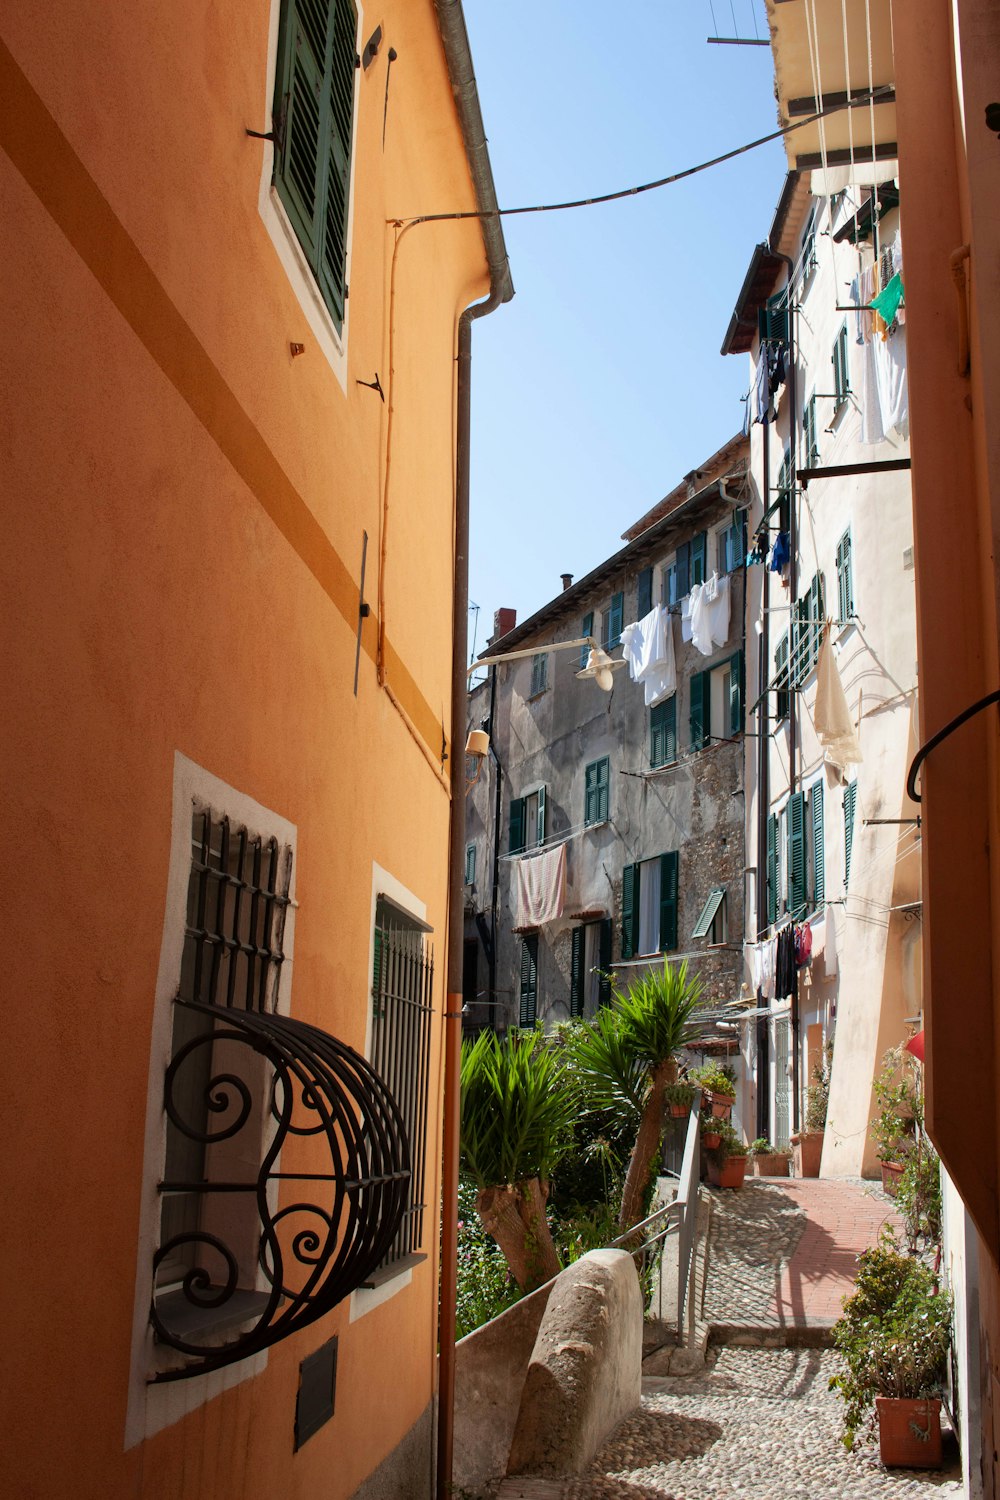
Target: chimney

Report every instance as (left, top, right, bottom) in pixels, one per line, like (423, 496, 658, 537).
(491, 607, 516, 644)
(561, 573, 573, 592)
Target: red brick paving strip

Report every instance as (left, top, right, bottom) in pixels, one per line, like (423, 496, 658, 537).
(768, 1180, 903, 1326)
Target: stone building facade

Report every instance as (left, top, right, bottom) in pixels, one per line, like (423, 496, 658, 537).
(464, 435, 750, 1035)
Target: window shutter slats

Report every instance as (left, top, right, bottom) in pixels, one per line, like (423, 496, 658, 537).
(536, 786, 546, 845)
(675, 542, 691, 600)
(509, 797, 525, 854)
(811, 780, 825, 906)
(570, 927, 584, 1019)
(650, 696, 676, 767)
(690, 671, 708, 750)
(844, 781, 857, 887)
(659, 851, 679, 952)
(766, 812, 778, 926)
(637, 567, 653, 619)
(729, 650, 743, 737)
(581, 612, 594, 668)
(691, 532, 707, 587)
(519, 937, 538, 1027)
(621, 864, 637, 960)
(598, 920, 612, 1005)
(787, 791, 807, 913)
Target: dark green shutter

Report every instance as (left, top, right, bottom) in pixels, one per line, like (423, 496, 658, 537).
(691, 532, 707, 586)
(758, 290, 789, 345)
(810, 572, 824, 668)
(622, 864, 638, 960)
(775, 634, 790, 721)
(766, 813, 778, 926)
(844, 781, 857, 887)
(675, 542, 691, 599)
(509, 797, 525, 854)
(598, 759, 609, 821)
(729, 650, 743, 737)
(837, 531, 853, 623)
(536, 786, 546, 845)
(811, 780, 825, 907)
(598, 919, 612, 1005)
(273, 0, 357, 331)
(519, 937, 538, 1027)
(650, 696, 676, 767)
(787, 792, 807, 914)
(581, 612, 594, 668)
(637, 567, 653, 619)
(570, 927, 584, 1019)
(690, 671, 709, 750)
(804, 394, 818, 465)
(659, 851, 679, 952)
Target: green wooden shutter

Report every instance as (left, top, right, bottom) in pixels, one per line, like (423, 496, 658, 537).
(509, 797, 525, 854)
(729, 650, 743, 737)
(650, 696, 676, 767)
(570, 927, 584, 1019)
(637, 567, 653, 619)
(621, 864, 638, 960)
(766, 812, 778, 926)
(804, 394, 818, 465)
(844, 781, 857, 887)
(691, 532, 707, 587)
(581, 612, 594, 668)
(273, 0, 357, 331)
(598, 759, 609, 821)
(519, 937, 538, 1027)
(837, 530, 854, 623)
(598, 920, 612, 1005)
(810, 572, 824, 668)
(811, 780, 825, 907)
(675, 542, 691, 599)
(775, 633, 790, 721)
(536, 786, 546, 845)
(659, 851, 679, 952)
(787, 792, 807, 913)
(690, 671, 708, 750)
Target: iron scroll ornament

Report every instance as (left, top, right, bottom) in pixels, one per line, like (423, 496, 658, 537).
(151, 1000, 411, 1380)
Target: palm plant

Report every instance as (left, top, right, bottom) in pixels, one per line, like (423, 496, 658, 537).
(566, 959, 705, 1230)
(459, 1028, 578, 1291)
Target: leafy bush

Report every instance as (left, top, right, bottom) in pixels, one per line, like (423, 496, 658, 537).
(704, 1117, 745, 1166)
(547, 1105, 632, 1221)
(871, 1045, 922, 1163)
(455, 1181, 520, 1339)
(804, 1041, 833, 1132)
(663, 1081, 697, 1108)
(830, 1231, 951, 1448)
(690, 1062, 735, 1098)
(895, 1148, 943, 1252)
(748, 1137, 787, 1157)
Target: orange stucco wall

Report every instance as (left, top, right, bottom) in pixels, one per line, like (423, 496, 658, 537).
(0, 0, 490, 1495)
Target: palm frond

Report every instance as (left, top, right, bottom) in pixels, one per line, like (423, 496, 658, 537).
(459, 1030, 578, 1189)
(560, 1009, 647, 1120)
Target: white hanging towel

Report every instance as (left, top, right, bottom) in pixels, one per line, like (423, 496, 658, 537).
(619, 605, 676, 705)
(814, 625, 863, 771)
(681, 595, 693, 642)
(688, 582, 714, 656)
(703, 571, 731, 647)
(515, 843, 567, 928)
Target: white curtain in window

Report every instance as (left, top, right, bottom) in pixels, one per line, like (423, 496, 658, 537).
(638, 857, 661, 955)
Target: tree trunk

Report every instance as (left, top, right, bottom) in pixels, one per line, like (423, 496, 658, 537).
(619, 1057, 677, 1231)
(476, 1178, 561, 1292)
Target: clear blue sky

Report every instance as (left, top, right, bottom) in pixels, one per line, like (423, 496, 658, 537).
(462, 0, 786, 655)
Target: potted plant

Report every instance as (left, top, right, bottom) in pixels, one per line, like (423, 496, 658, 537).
(791, 1042, 831, 1177)
(700, 1111, 723, 1151)
(704, 1118, 748, 1188)
(749, 1137, 791, 1177)
(664, 1080, 698, 1118)
(871, 1046, 922, 1196)
(690, 1062, 736, 1118)
(831, 1231, 951, 1468)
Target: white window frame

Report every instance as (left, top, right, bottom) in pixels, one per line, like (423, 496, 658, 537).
(255, 0, 365, 393)
(125, 754, 298, 1449)
(637, 855, 661, 957)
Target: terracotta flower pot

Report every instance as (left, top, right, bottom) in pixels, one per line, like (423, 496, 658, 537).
(711, 1092, 734, 1119)
(791, 1131, 824, 1177)
(753, 1152, 790, 1177)
(669, 1102, 690, 1118)
(875, 1397, 942, 1469)
(707, 1155, 747, 1189)
(880, 1160, 905, 1197)
(702, 1129, 722, 1149)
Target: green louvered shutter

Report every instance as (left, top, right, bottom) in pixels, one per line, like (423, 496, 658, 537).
(637, 567, 653, 619)
(810, 572, 825, 668)
(690, 671, 708, 750)
(509, 797, 525, 854)
(758, 290, 789, 345)
(675, 542, 691, 600)
(519, 937, 538, 1027)
(729, 650, 743, 737)
(659, 851, 679, 952)
(804, 393, 818, 465)
(536, 786, 546, 844)
(621, 864, 638, 960)
(837, 530, 854, 623)
(598, 920, 612, 1005)
(766, 813, 778, 926)
(570, 927, 584, 1019)
(787, 792, 807, 914)
(650, 696, 676, 767)
(691, 532, 707, 587)
(775, 633, 790, 721)
(604, 593, 624, 648)
(811, 780, 825, 907)
(844, 781, 857, 887)
(581, 612, 594, 668)
(274, 0, 357, 331)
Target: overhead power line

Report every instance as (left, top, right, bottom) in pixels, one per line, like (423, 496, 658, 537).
(393, 86, 894, 227)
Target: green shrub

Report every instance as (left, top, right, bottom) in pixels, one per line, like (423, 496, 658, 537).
(690, 1062, 735, 1098)
(454, 1181, 521, 1339)
(703, 1117, 745, 1166)
(895, 1148, 943, 1252)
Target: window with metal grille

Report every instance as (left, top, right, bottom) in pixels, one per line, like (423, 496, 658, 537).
(370, 898, 434, 1272)
(272, 0, 358, 332)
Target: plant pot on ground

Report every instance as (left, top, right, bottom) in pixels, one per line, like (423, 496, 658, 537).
(793, 1042, 832, 1176)
(831, 1229, 951, 1464)
(880, 1159, 905, 1196)
(704, 1118, 747, 1189)
(749, 1138, 790, 1177)
(791, 1131, 823, 1177)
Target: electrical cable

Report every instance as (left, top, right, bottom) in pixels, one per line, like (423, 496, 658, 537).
(391, 86, 893, 227)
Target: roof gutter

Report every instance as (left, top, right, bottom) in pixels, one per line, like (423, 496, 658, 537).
(433, 6, 513, 1498)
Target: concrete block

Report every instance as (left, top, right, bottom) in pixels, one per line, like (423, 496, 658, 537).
(506, 1250, 642, 1476)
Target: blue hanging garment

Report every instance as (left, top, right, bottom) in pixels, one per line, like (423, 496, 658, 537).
(770, 531, 790, 573)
